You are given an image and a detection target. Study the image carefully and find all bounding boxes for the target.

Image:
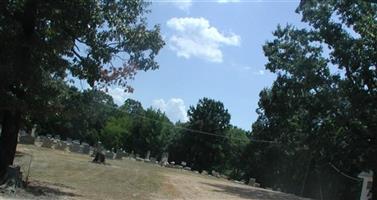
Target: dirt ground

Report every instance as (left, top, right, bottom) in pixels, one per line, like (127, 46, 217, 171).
(158, 172, 309, 200)
(1, 144, 310, 200)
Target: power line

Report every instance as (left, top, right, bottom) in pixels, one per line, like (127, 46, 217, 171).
(128, 111, 277, 144)
(328, 162, 362, 182)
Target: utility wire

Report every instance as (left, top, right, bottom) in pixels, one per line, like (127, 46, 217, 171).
(328, 162, 362, 182)
(124, 107, 275, 144)
(127, 111, 277, 144)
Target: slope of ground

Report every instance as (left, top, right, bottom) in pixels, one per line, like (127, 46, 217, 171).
(1, 144, 310, 200)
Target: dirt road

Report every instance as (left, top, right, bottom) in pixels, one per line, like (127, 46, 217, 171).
(157, 170, 309, 200)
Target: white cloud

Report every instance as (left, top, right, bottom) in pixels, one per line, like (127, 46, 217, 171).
(172, 0, 192, 12)
(107, 87, 131, 106)
(166, 17, 240, 63)
(152, 98, 189, 123)
(242, 66, 252, 70)
(253, 70, 265, 75)
(217, 0, 240, 3)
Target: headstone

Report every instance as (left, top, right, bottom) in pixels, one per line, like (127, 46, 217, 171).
(220, 174, 229, 179)
(81, 143, 90, 154)
(211, 170, 220, 178)
(70, 140, 81, 153)
(92, 141, 106, 164)
(130, 151, 135, 158)
(89, 146, 95, 156)
(201, 170, 208, 175)
(19, 135, 35, 145)
(145, 150, 151, 160)
(150, 157, 157, 163)
(46, 134, 52, 138)
(66, 137, 72, 143)
(136, 157, 144, 162)
(160, 152, 169, 166)
(36, 135, 46, 144)
(248, 178, 256, 186)
(54, 141, 67, 151)
(170, 161, 175, 165)
(53, 135, 61, 140)
(41, 137, 53, 148)
(181, 161, 187, 167)
(193, 170, 199, 174)
(115, 149, 125, 159)
(105, 151, 114, 159)
(184, 167, 191, 171)
(31, 124, 37, 137)
(19, 130, 27, 136)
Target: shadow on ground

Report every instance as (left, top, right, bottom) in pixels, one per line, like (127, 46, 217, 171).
(25, 180, 80, 198)
(202, 182, 306, 200)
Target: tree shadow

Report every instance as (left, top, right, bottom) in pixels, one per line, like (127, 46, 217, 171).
(25, 181, 81, 198)
(201, 182, 308, 200)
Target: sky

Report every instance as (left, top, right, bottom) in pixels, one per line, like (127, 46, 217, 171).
(105, 0, 307, 131)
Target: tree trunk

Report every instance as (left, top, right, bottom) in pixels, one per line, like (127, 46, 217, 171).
(0, 110, 21, 183)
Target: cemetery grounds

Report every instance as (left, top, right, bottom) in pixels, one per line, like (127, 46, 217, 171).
(1, 144, 310, 200)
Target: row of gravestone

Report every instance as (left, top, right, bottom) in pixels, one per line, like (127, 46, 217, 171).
(33, 135, 154, 162)
(20, 134, 264, 189)
(19, 133, 162, 162)
(35, 135, 93, 155)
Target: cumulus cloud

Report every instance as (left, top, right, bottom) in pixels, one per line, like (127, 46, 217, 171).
(152, 98, 189, 123)
(166, 17, 240, 63)
(171, 0, 192, 12)
(107, 87, 131, 106)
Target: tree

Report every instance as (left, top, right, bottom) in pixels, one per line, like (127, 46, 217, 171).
(224, 126, 249, 180)
(137, 108, 175, 156)
(248, 0, 377, 199)
(120, 99, 144, 116)
(181, 98, 231, 171)
(295, 1, 377, 197)
(36, 88, 117, 145)
(0, 0, 164, 180)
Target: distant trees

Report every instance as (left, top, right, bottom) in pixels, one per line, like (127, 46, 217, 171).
(36, 87, 117, 145)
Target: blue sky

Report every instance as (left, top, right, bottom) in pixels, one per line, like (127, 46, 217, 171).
(105, 0, 307, 130)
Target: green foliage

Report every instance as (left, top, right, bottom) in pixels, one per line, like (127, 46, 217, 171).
(0, 0, 164, 112)
(36, 87, 117, 145)
(223, 126, 249, 179)
(99, 99, 176, 156)
(245, 1, 377, 199)
(170, 98, 231, 172)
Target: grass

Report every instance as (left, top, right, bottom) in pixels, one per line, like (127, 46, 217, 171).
(15, 144, 166, 200)
(10, 144, 310, 200)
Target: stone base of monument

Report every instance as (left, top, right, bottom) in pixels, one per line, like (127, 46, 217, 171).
(92, 152, 106, 164)
(19, 135, 35, 145)
(0, 165, 23, 194)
